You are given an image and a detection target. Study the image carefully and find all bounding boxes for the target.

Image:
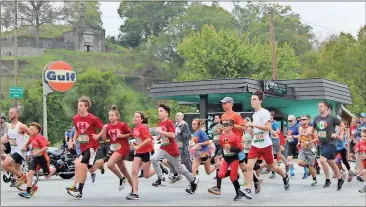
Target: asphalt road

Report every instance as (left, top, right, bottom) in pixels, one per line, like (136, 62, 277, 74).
(1, 161, 365, 206)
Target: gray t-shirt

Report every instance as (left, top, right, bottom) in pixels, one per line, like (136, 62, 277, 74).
(313, 115, 341, 146)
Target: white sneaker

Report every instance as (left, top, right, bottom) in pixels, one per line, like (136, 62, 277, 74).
(119, 178, 126, 191)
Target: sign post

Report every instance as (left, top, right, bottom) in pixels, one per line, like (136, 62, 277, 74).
(263, 80, 287, 96)
(42, 61, 76, 139)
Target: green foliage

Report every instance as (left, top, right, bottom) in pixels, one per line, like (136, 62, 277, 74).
(63, 1, 103, 29)
(176, 25, 299, 81)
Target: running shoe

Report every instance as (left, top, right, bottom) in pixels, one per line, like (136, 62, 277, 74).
(170, 175, 182, 183)
(138, 170, 144, 178)
(18, 191, 31, 199)
(10, 178, 17, 187)
(126, 192, 139, 200)
(119, 177, 126, 191)
(159, 163, 169, 175)
(357, 175, 364, 182)
(323, 180, 331, 188)
(208, 186, 221, 195)
(347, 172, 354, 182)
(185, 177, 199, 194)
(234, 190, 245, 201)
(242, 188, 253, 200)
(255, 179, 263, 194)
(359, 186, 366, 193)
(67, 189, 82, 199)
(152, 177, 166, 187)
(316, 166, 321, 175)
(91, 173, 96, 183)
(337, 178, 345, 191)
(66, 185, 78, 192)
(302, 173, 308, 179)
(283, 174, 290, 191)
(269, 172, 276, 179)
(311, 180, 318, 186)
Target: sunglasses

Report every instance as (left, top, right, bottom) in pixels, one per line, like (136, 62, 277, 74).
(300, 119, 308, 121)
(288, 120, 293, 122)
(222, 123, 232, 127)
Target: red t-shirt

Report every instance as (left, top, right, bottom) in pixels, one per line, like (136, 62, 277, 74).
(219, 133, 243, 159)
(107, 122, 131, 152)
(159, 119, 179, 157)
(29, 134, 49, 156)
(354, 140, 366, 160)
(133, 124, 154, 154)
(73, 113, 104, 153)
(221, 112, 245, 138)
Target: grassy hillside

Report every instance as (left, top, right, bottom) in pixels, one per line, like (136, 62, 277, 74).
(1, 24, 72, 38)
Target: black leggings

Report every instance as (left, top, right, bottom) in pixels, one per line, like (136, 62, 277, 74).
(337, 148, 350, 170)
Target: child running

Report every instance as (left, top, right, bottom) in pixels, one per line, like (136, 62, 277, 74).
(18, 122, 56, 198)
(217, 119, 245, 201)
(126, 111, 156, 200)
(91, 105, 133, 190)
(354, 129, 366, 193)
(189, 119, 216, 177)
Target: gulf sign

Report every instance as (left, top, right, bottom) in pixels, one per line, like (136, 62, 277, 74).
(44, 61, 76, 92)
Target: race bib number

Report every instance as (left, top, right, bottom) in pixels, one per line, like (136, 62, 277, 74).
(160, 137, 170, 146)
(360, 152, 366, 160)
(177, 141, 183, 148)
(135, 137, 142, 145)
(318, 131, 327, 139)
(32, 148, 42, 157)
(223, 149, 235, 156)
(78, 134, 89, 143)
(9, 138, 17, 146)
(110, 143, 121, 151)
(253, 132, 264, 143)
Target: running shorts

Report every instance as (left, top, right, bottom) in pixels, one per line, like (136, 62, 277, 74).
(272, 138, 280, 154)
(248, 145, 274, 165)
(30, 155, 50, 175)
(11, 152, 24, 164)
(80, 148, 98, 169)
(298, 149, 316, 165)
(287, 144, 298, 156)
(135, 151, 154, 163)
(3, 142, 11, 154)
(320, 144, 337, 160)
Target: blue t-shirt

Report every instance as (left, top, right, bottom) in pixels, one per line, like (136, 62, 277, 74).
(287, 124, 299, 145)
(70, 127, 76, 141)
(272, 121, 280, 131)
(194, 129, 209, 151)
(335, 127, 347, 150)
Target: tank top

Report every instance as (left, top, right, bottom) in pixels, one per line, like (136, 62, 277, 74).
(335, 127, 347, 151)
(8, 122, 26, 157)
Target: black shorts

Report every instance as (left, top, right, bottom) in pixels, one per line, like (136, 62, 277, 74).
(11, 152, 24, 164)
(80, 148, 98, 169)
(30, 156, 50, 175)
(214, 144, 222, 157)
(320, 144, 337, 160)
(3, 142, 11, 154)
(134, 151, 154, 163)
(287, 144, 298, 156)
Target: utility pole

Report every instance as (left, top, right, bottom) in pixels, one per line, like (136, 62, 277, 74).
(13, 0, 19, 107)
(269, 9, 278, 81)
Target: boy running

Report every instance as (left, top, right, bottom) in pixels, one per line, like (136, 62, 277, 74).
(354, 129, 366, 193)
(18, 122, 56, 198)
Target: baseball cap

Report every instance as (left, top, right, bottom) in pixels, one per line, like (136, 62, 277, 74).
(361, 113, 366, 118)
(220, 97, 234, 104)
(287, 115, 296, 121)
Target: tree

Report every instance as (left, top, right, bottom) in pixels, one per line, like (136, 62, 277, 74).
(0, 1, 15, 31)
(232, 2, 313, 56)
(117, 1, 187, 48)
(176, 25, 299, 81)
(17, 1, 63, 42)
(63, 1, 103, 29)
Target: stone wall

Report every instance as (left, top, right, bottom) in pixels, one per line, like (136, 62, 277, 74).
(1, 47, 44, 56)
(0, 37, 74, 50)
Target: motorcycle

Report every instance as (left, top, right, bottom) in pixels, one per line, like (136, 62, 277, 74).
(39, 149, 76, 179)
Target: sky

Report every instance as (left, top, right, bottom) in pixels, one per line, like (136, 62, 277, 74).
(99, 1, 366, 41)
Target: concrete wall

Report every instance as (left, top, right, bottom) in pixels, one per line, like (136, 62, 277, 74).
(1, 47, 44, 56)
(0, 37, 74, 50)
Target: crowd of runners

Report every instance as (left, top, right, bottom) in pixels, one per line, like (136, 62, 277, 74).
(1, 90, 366, 201)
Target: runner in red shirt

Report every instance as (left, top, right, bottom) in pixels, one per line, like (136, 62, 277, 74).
(126, 111, 156, 200)
(354, 130, 366, 193)
(150, 104, 199, 194)
(18, 122, 56, 198)
(67, 96, 104, 199)
(90, 105, 133, 191)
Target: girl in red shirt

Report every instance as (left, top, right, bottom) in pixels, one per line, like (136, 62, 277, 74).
(126, 111, 155, 200)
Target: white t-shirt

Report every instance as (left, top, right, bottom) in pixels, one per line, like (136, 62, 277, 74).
(251, 108, 272, 148)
